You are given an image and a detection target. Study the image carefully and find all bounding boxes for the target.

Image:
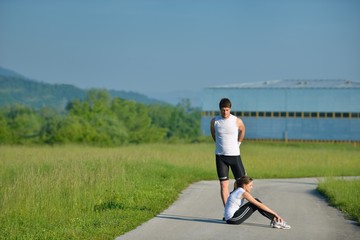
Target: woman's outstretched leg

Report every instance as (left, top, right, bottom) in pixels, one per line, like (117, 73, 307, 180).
(226, 198, 275, 225)
(254, 198, 276, 221)
(226, 202, 256, 224)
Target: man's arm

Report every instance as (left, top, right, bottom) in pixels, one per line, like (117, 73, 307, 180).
(237, 118, 245, 143)
(210, 118, 216, 142)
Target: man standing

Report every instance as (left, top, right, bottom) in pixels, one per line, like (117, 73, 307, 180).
(210, 98, 246, 206)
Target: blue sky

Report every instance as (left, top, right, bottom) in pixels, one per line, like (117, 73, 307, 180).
(0, 0, 359, 104)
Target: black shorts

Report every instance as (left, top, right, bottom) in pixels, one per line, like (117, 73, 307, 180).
(216, 155, 246, 181)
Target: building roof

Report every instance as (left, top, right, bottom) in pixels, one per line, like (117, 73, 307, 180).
(208, 79, 360, 89)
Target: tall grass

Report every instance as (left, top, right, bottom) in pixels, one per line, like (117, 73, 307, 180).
(0, 144, 214, 240)
(0, 142, 359, 239)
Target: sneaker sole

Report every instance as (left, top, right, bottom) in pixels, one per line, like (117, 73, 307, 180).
(272, 224, 291, 229)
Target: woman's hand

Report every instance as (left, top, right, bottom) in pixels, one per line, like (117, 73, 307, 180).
(275, 214, 284, 222)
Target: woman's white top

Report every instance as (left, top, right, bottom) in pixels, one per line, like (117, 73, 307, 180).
(224, 187, 245, 220)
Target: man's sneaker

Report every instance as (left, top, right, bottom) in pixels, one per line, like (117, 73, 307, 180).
(271, 220, 291, 229)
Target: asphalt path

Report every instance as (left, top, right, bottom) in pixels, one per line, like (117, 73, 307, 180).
(116, 178, 359, 240)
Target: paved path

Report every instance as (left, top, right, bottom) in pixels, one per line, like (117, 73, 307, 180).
(116, 178, 359, 240)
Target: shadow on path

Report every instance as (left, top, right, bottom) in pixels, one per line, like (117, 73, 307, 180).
(156, 214, 270, 228)
(156, 214, 224, 224)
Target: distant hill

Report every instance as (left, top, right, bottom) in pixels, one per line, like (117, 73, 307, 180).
(0, 67, 25, 78)
(0, 66, 167, 110)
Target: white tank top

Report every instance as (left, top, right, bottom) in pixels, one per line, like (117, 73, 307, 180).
(214, 114, 240, 156)
(224, 187, 245, 220)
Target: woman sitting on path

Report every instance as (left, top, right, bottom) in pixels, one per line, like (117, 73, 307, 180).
(224, 176, 291, 229)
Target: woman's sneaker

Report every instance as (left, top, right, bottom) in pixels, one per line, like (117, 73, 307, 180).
(271, 220, 291, 229)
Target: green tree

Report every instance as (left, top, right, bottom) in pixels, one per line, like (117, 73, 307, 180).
(0, 90, 201, 145)
(3, 104, 42, 143)
(66, 99, 91, 118)
(148, 103, 172, 137)
(90, 114, 129, 146)
(38, 107, 65, 144)
(52, 115, 95, 143)
(0, 114, 12, 143)
(174, 99, 201, 140)
(84, 89, 112, 115)
(111, 98, 166, 143)
(65, 90, 130, 145)
(148, 99, 201, 142)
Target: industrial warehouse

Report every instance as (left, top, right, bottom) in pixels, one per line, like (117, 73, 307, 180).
(201, 79, 360, 142)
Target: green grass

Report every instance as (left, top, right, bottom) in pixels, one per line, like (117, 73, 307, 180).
(0, 142, 359, 239)
(241, 141, 360, 178)
(317, 178, 360, 223)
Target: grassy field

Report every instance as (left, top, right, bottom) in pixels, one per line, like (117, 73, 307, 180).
(317, 177, 360, 223)
(0, 142, 359, 239)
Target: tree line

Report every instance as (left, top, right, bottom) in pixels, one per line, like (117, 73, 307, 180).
(0, 89, 204, 146)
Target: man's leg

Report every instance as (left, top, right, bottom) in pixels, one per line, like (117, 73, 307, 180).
(216, 155, 230, 206)
(220, 180, 229, 206)
(230, 155, 246, 180)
